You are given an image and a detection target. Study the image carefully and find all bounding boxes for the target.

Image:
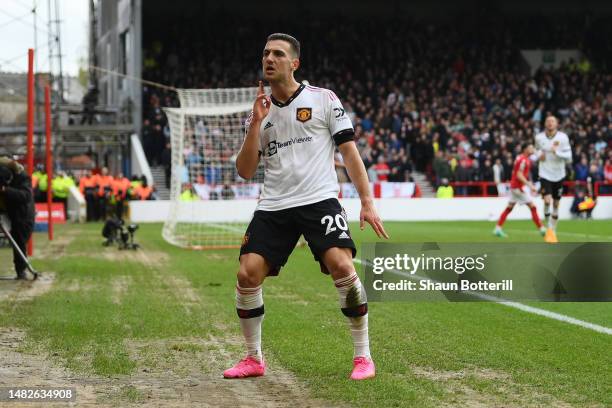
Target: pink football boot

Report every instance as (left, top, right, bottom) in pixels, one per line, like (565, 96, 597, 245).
(223, 356, 266, 379)
(350, 357, 376, 380)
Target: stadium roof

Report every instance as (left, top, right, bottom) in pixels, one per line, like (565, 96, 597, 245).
(143, 0, 612, 17)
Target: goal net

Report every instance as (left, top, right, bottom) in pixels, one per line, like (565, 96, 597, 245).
(162, 87, 265, 249)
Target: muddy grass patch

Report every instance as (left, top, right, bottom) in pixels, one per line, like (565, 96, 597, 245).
(1, 327, 338, 407)
(0, 272, 55, 302)
(111, 275, 132, 305)
(411, 365, 572, 408)
(0, 327, 104, 406)
(122, 334, 340, 408)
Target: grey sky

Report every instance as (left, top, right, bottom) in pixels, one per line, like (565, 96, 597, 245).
(0, 0, 88, 76)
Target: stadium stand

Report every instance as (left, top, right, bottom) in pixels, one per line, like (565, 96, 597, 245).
(140, 13, 611, 198)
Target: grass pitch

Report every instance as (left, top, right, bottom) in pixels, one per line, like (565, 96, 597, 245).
(0, 219, 610, 407)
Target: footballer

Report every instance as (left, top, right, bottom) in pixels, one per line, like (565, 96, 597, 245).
(494, 142, 546, 238)
(535, 116, 573, 243)
(223, 33, 388, 381)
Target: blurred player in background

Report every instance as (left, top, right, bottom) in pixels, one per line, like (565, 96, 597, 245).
(223, 33, 388, 381)
(494, 142, 545, 238)
(535, 116, 573, 243)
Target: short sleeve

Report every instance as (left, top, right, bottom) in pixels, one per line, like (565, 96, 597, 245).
(326, 91, 354, 146)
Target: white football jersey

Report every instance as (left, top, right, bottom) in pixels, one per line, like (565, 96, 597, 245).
(245, 84, 354, 211)
(535, 131, 572, 182)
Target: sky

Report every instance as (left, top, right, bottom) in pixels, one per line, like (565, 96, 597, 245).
(0, 0, 88, 77)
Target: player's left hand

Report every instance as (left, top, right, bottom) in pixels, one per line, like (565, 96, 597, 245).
(360, 200, 389, 239)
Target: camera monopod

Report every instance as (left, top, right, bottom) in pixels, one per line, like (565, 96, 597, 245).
(0, 222, 39, 280)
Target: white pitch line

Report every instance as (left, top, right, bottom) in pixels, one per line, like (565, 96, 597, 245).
(503, 228, 612, 240)
(428, 224, 612, 240)
(353, 258, 612, 336)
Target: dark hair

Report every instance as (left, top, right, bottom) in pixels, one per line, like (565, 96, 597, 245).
(521, 141, 533, 152)
(266, 33, 300, 58)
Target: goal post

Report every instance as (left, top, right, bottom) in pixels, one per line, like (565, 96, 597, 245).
(162, 87, 265, 249)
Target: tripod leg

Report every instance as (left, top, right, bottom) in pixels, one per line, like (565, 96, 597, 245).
(0, 223, 38, 279)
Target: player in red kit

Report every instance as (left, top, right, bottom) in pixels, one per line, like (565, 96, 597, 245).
(494, 142, 546, 238)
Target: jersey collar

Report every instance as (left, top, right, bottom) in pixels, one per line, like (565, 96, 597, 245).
(270, 84, 305, 108)
(545, 131, 557, 139)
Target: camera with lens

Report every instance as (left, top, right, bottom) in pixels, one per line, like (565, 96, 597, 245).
(119, 223, 140, 250)
(102, 217, 139, 250)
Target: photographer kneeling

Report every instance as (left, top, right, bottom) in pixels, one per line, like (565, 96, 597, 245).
(0, 157, 35, 280)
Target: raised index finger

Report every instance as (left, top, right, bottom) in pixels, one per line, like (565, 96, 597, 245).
(258, 81, 264, 95)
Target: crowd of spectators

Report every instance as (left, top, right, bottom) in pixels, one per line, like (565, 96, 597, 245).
(140, 12, 611, 195)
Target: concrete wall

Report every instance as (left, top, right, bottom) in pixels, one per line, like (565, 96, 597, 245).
(129, 196, 612, 224)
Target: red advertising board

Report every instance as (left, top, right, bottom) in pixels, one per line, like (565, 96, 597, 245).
(35, 203, 66, 224)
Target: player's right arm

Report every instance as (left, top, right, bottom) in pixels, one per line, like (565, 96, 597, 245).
(516, 168, 536, 193)
(236, 81, 271, 180)
(513, 157, 536, 193)
(552, 134, 573, 163)
(339, 142, 389, 239)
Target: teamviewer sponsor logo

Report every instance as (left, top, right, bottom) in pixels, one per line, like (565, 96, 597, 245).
(265, 137, 313, 157)
(266, 142, 277, 157)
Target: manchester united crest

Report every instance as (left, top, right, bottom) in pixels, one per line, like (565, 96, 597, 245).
(296, 107, 312, 123)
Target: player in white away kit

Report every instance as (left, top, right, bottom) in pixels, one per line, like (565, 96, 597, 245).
(535, 116, 572, 243)
(223, 33, 388, 380)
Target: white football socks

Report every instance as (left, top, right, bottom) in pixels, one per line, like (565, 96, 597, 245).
(334, 273, 371, 358)
(551, 208, 559, 231)
(544, 203, 551, 227)
(235, 284, 264, 361)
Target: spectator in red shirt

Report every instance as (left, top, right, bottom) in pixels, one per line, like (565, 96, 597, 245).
(373, 156, 390, 182)
(604, 159, 612, 182)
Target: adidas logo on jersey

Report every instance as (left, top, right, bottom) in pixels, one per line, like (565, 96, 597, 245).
(264, 121, 274, 130)
(338, 231, 350, 239)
